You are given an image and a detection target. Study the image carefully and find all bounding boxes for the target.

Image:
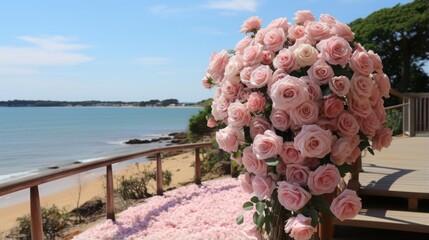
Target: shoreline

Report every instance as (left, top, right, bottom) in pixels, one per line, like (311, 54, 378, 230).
(0, 151, 198, 234)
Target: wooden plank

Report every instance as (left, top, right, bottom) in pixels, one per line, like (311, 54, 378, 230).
(195, 148, 201, 185)
(359, 137, 429, 199)
(106, 165, 115, 221)
(156, 153, 163, 195)
(335, 209, 429, 233)
(30, 186, 43, 240)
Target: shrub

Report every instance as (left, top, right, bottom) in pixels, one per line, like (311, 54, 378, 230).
(386, 109, 403, 135)
(115, 164, 172, 200)
(188, 99, 214, 141)
(9, 205, 69, 240)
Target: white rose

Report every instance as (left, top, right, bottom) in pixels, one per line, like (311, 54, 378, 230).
(294, 43, 318, 67)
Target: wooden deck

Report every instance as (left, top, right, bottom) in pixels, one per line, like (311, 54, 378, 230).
(335, 136, 429, 235)
(359, 136, 429, 207)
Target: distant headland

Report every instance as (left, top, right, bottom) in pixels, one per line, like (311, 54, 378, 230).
(0, 99, 204, 107)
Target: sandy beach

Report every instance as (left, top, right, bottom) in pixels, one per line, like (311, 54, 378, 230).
(0, 151, 198, 234)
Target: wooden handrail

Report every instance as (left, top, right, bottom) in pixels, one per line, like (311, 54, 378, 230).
(389, 88, 409, 99)
(0, 142, 211, 196)
(0, 142, 211, 240)
(384, 103, 409, 110)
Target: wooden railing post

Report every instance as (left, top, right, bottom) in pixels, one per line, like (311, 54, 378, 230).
(319, 192, 334, 240)
(409, 97, 416, 137)
(156, 153, 163, 195)
(195, 148, 201, 185)
(106, 164, 115, 221)
(30, 186, 43, 240)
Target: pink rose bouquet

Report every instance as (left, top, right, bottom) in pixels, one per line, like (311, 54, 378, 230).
(202, 11, 392, 239)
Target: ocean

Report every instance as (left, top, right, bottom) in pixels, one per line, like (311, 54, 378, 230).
(0, 107, 202, 184)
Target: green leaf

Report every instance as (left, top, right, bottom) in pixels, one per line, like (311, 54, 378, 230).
(257, 213, 265, 229)
(256, 202, 266, 214)
(367, 147, 375, 155)
(358, 140, 370, 151)
(253, 212, 259, 224)
(337, 163, 355, 177)
(265, 157, 279, 166)
(243, 201, 254, 211)
(236, 214, 244, 225)
(250, 196, 259, 203)
(310, 209, 319, 227)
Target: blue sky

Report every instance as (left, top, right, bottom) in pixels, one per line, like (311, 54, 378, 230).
(0, 0, 415, 102)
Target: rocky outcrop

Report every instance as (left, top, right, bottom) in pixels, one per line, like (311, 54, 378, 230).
(124, 132, 189, 145)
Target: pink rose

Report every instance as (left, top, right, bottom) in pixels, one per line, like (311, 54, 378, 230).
(252, 175, 276, 200)
(240, 16, 262, 33)
(267, 17, 290, 32)
(277, 181, 311, 212)
(347, 96, 372, 118)
(273, 48, 297, 72)
(316, 117, 338, 133)
(359, 110, 380, 139)
(330, 137, 353, 166)
(211, 94, 231, 120)
(372, 127, 392, 151)
(207, 50, 229, 83)
(290, 101, 319, 126)
(243, 226, 263, 240)
(270, 108, 291, 131)
(347, 147, 361, 164)
(242, 147, 268, 176)
(221, 80, 241, 97)
(332, 22, 354, 42)
(288, 25, 306, 42)
(330, 189, 362, 221)
(268, 69, 287, 95)
(294, 43, 318, 67)
(316, 36, 352, 67)
(235, 35, 254, 54)
(237, 87, 252, 102)
(286, 164, 310, 186)
(227, 101, 251, 128)
(373, 99, 387, 124)
(350, 50, 374, 76)
(215, 126, 243, 153)
(207, 116, 217, 128)
(319, 14, 337, 25)
(254, 28, 267, 45)
(246, 92, 266, 113)
(294, 124, 333, 158)
(249, 65, 273, 88)
(240, 65, 258, 87)
(224, 55, 244, 78)
(270, 76, 310, 110)
(368, 50, 383, 73)
(280, 142, 305, 165)
(262, 50, 275, 65)
(336, 111, 360, 138)
(307, 60, 335, 85)
(305, 22, 332, 42)
(329, 76, 351, 97)
(239, 172, 254, 194)
(252, 130, 283, 159)
(308, 164, 341, 195)
(276, 160, 287, 176)
(293, 10, 315, 26)
(202, 75, 212, 89)
(302, 76, 322, 101)
(243, 44, 264, 66)
(249, 116, 271, 139)
(323, 95, 344, 118)
(263, 27, 286, 52)
(373, 73, 391, 98)
(285, 214, 317, 240)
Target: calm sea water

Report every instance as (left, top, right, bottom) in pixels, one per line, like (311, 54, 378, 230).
(0, 107, 202, 184)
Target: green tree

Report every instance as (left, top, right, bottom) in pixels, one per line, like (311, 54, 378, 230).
(188, 99, 214, 141)
(349, 0, 429, 93)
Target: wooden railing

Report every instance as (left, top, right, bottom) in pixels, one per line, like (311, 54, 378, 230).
(387, 89, 429, 136)
(0, 142, 212, 240)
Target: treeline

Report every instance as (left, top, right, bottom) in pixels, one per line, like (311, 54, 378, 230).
(0, 99, 193, 107)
